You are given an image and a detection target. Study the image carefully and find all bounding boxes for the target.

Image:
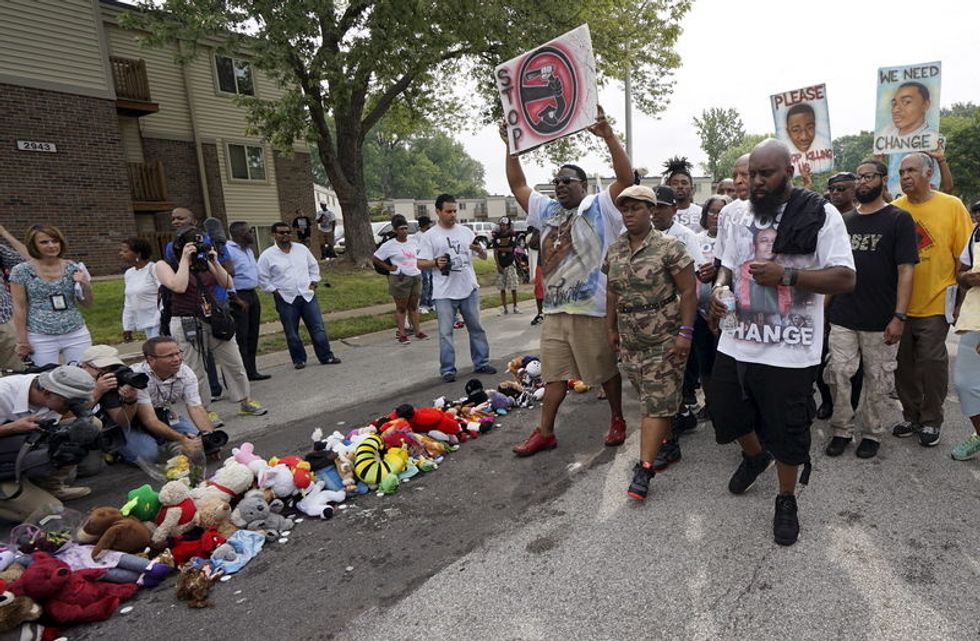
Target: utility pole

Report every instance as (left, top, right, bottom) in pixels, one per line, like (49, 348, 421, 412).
(624, 69, 633, 163)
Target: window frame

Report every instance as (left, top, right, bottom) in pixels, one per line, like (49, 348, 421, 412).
(225, 141, 269, 183)
(213, 54, 257, 97)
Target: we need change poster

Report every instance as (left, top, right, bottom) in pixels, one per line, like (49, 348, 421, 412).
(874, 61, 941, 155)
(770, 83, 833, 175)
(495, 25, 598, 155)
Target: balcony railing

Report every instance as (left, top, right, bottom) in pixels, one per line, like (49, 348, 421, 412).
(128, 161, 168, 205)
(110, 56, 152, 101)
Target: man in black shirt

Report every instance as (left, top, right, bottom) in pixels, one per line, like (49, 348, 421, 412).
(824, 160, 918, 458)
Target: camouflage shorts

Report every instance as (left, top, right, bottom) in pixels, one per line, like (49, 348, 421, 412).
(496, 263, 519, 291)
(619, 341, 685, 418)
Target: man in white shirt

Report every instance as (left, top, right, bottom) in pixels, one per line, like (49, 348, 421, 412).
(258, 221, 341, 369)
(665, 158, 703, 233)
(316, 203, 338, 259)
(708, 139, 856, 546)
(417, 194, 495, 382)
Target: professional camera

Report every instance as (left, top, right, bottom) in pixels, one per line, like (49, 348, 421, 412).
(107, 364, 149, 390)
(32, 399, 124, 466)
(173, 228, 213, 272)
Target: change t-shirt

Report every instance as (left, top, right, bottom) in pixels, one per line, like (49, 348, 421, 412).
(373, 237, 421, 277)
(892, 191, 974, 318)
(718, 200, 855, 368)
(526, 188, 623, 317)
(675, 203, 704, 234)
(417, 224, 480, 300)
(827, 205, 919, 331)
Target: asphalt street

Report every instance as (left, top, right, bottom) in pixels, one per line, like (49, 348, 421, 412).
(16, 312, 980, 641)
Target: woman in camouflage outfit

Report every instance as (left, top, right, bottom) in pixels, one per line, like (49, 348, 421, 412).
(602, 185, 698, 501)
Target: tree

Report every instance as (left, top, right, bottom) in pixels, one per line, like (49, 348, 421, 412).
(941, 104, 980, 204)
(126, 0, 692, 265)
(692, 108, 744, 181)
(832, 131, 874, 174)
(715, 133, 769, 183)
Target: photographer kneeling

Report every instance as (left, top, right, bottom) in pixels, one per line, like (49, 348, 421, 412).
(121, 336, 218, 465)
(0, 366, 96, 522)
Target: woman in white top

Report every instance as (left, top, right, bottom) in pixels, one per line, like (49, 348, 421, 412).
(120, 237, 161, 342)
(372, 215, 426, 344)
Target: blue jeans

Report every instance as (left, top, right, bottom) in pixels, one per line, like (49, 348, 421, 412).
(420, 269, 434, 308)
(274, 294, 335, 364)
(434, 288, 490, 376)
(119, 415, 198, 464)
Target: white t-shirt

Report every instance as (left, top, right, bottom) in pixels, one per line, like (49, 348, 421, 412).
(675, 203, 704, 233)
(417, 224, 480, 300)
(374, 237, 421, 277)
(667, 221, 705, 266)
(718, 200, 855, 367)
(526, 188, 623, 317)
(0, 374, 59, 424)
(122, 262, 161, 331)
(714, 198, 748, 266)
(316, 209, 336, 232)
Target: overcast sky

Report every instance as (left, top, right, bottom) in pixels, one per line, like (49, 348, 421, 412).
(459, 0, 978, 194)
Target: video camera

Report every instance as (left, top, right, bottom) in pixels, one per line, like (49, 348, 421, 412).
(173, 229, 213, 272)
(31, 399, 124, 466)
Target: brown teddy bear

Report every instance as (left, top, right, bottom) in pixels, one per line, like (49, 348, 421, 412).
(76, 507, 153, 560)
(195, 496, 238, 539)
(0, 583, 42, 633)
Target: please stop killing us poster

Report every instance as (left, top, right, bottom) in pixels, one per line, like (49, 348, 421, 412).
(495, 25, 599, 155)
(770, 83, 833, 176)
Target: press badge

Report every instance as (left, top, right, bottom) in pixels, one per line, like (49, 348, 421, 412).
(50, 293, 67, 311)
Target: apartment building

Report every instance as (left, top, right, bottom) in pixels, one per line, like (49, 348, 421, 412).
(0, 0, 314, 274)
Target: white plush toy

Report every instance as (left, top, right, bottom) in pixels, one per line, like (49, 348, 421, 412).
(191, 461, 254, 505)
(295, 481, 345, 519)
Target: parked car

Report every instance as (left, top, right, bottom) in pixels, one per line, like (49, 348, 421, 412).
(374, 219, 419, 246)
(463, 222, 496, 248)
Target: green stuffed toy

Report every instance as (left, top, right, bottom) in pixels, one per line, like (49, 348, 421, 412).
(378, 473, 400, 495)
(121, 484, 161, 522)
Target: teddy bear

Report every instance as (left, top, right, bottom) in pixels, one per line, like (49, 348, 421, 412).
(268, 456, 314, 492)
(257, 463, 302, 499)
(152, 481, 199, 547)
(191, 460, 254, 505)
(294, 481, 344, 519)
(75, 507, 152, 560)
(0, 581, 41, 633)
(10, 552, 138, 625)
(195, 496, 238, 539)
(175, 563, 222, 608)
(171, 527, 227, 566)
(230, 490, 294, 541)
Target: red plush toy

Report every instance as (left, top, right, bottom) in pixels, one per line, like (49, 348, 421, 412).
(392, 405, 462, 436)
(10, 551, 138, 625)
(171, 527, 228, 565)
(268, 455, 314, 491)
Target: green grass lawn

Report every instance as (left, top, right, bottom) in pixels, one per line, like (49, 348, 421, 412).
(83, 258, 515, 346)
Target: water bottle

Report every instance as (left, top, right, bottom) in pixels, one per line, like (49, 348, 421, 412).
(718, 286, 738, 334)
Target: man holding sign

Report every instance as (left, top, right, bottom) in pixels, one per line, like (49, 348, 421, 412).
(501, 108, 634, 457)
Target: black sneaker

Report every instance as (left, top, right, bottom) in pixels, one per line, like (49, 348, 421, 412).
(653, 438, 682, 471)
(891, 420, 920, 438)
(917, 425, 941, 447)
(728, 450, 774, 495)
(855, 438, 880, 458)
(474, 365, 497, 375)
(773, 494, 800, 546)
(824, 436, 852, 457)
(442, 372, 456, 383)
(672, 409, 697, 437)
(530, 314, 544, 326)
(682, 391, 697, 407)
(627, 462, 655, 501)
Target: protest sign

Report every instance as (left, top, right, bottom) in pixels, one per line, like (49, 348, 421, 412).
(495, 24, 598, 155)
(770, 83, 833, 176)
(873, 61, 941, 155)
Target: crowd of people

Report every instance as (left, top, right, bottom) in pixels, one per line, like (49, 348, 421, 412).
(2, 111, 979, 549)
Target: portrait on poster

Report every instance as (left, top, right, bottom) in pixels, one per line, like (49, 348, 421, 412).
(771, 83, 833, 176)
(873, 61, 941, 155)
(495, 24, 598, 155)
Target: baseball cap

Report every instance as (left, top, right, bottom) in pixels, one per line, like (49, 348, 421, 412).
(498, 216, 511, 226)
(614, 185, 657, 207)
(464, 378, 488, 404)
(37, 365, 96, 400)
(80, 345, 124, 369)
(827, 172, 858, 185)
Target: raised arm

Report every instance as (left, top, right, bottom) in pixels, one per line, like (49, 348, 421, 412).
(500, 121, 532, 213)
(587, 106, 633, 202)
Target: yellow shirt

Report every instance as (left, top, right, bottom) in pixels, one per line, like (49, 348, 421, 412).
(892, 192, 974, 317)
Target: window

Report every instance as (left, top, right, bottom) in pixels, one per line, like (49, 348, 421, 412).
(228, 143, 266, 181)
(215, 55, 255, 96)
(458, 202, 467, 210)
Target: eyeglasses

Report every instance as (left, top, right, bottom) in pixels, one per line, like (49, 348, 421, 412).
(828, 185, 852, 193)
(857, 172, 883, 182)
(150, 350, 183, 359)
(552, 177, 583, 186)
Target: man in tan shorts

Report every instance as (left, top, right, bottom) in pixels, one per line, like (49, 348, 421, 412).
(500, 108, 634, 456)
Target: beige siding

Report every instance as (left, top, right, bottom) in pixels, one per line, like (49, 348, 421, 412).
(217, 140, 283, 226)
(0, 0, 110, 97)
(118, 116, 144, 163)
(105, 25, 193, 141)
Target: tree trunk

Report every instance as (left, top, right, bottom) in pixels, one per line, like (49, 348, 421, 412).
(318, 126, 374, 268)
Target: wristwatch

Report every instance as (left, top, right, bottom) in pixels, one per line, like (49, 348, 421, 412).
(893, 312, 909, 322)
(780, 268, 799, 287)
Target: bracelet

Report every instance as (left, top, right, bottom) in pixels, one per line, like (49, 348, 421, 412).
(680, 325, 695, 332)
(678, 332, 693, 341)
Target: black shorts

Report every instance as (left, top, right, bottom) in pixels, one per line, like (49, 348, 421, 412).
(707, 352, 817, 466)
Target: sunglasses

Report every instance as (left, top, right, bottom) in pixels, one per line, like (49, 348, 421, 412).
(857, 172, 883, 182)
(552, 177, 583, 186)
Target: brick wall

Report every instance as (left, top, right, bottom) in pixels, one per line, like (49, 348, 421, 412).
(0, 83, 135, 275)
(201, 143, 226, 223)
(273, 150, 315, 246)
(142, 137, 205, 218)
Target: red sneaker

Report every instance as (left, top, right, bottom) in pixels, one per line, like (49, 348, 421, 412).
(513, 428, 557, 457)
(604, 416, 627, 446)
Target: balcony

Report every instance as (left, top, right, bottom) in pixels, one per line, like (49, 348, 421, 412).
(128, 161, 173, 212)
(110, 56, 160, 116)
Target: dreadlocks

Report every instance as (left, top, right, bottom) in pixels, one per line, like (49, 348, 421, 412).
(662, 156, 694, 182)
